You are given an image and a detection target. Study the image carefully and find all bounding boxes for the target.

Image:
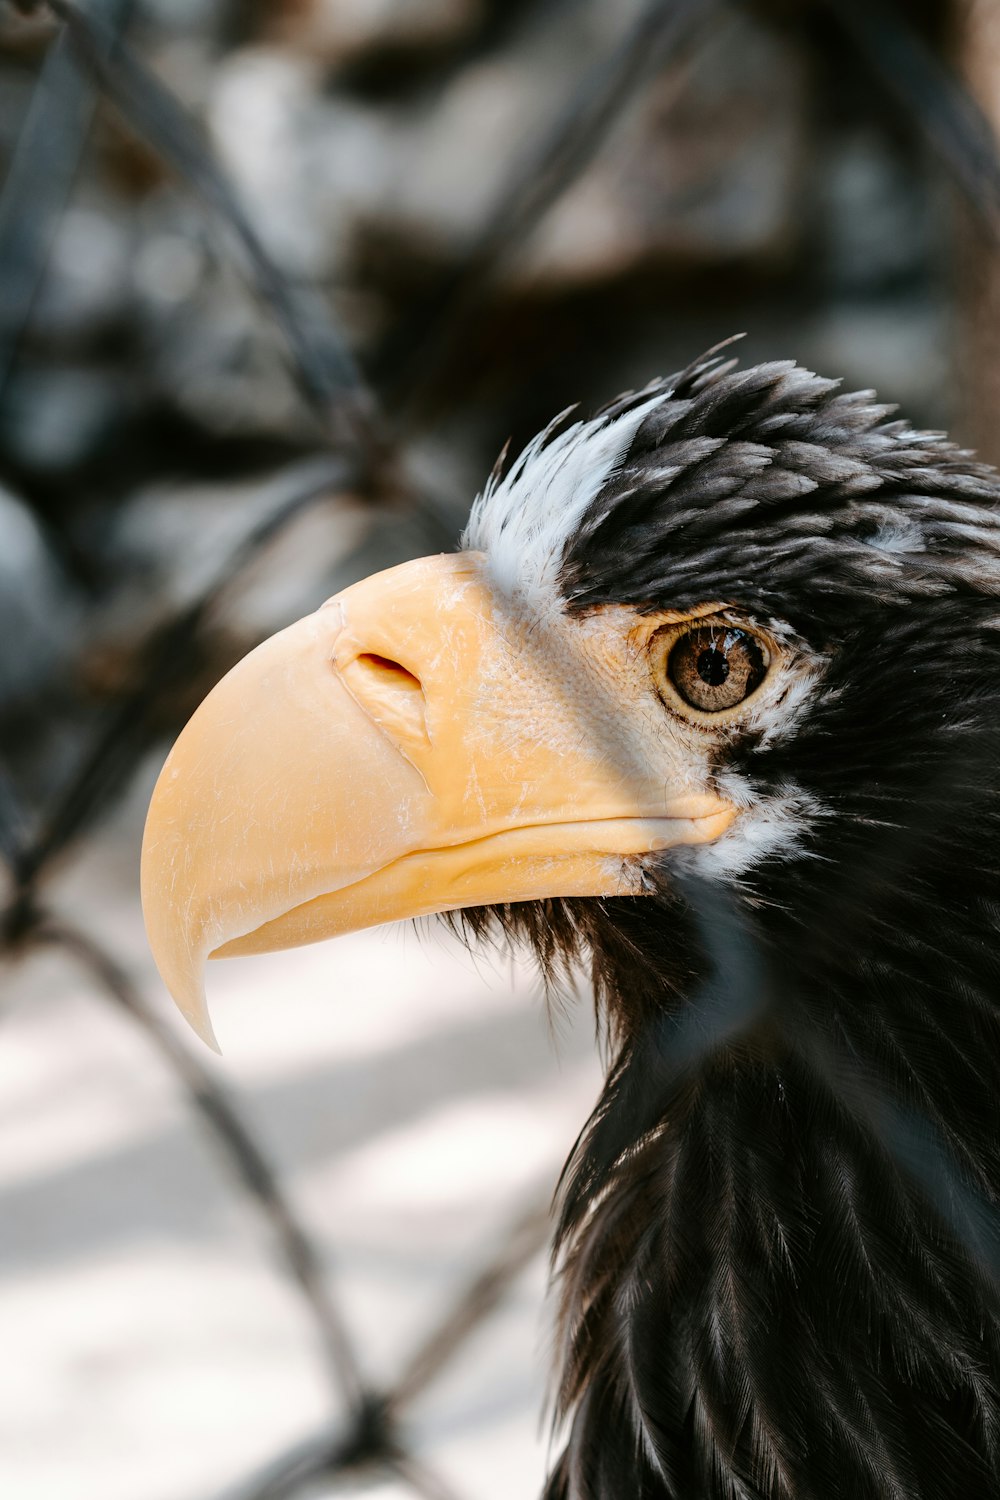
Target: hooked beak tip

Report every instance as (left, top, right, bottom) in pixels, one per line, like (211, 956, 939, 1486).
(183, 998, 222, 1055)
(163, 966, 222, 1054)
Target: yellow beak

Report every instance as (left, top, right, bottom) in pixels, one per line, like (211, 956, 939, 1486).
(141, 552, 734, 1046)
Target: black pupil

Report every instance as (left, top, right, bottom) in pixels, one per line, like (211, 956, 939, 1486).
(697, 645, 729, 686)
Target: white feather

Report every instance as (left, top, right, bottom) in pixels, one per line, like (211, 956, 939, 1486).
(462, 393, 667, 607)
(688, 774, 827, 879)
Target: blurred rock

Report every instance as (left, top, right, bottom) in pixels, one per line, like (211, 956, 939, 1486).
(101, 462, 369, 623)
(362, 0, 639, 255)
(0, 10, 54, 62)
(0, 483, 79, 707)
(151, 273, 311, 443)
(208, 47, 394, 278)
(30, 203, 139, 342)
(514, 15, 806, 288)
(817, 130, 934, 294)
(0, 57, 36, 159)
(265, 0, 485, 67)
(139, 0, 223, 34)
(1, 365, 127, 477)
(200, 0, 809, 371)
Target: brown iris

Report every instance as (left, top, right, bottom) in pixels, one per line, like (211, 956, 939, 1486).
(667, 625, 766, 712)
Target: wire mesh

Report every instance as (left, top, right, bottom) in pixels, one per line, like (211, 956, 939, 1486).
(3, 1, 1000, 1497)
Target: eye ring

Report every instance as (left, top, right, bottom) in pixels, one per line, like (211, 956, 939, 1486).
(651, 617, 771, 720)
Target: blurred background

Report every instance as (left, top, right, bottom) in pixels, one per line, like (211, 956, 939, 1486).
(2, 1, 1000, 1496)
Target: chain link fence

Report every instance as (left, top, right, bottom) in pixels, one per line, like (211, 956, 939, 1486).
(2, 1, 998, 1496)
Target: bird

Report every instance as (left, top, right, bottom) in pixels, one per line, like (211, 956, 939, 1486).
(141, 346, 1000, 1499)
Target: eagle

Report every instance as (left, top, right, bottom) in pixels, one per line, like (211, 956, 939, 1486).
(141, 349, 1000, 1500)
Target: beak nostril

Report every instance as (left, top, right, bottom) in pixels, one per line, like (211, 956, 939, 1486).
(340, 650, 429, 752)
(356, 653, 423, 693)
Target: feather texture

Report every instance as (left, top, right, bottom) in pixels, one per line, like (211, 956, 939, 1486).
(454, 351, 1000, 1498)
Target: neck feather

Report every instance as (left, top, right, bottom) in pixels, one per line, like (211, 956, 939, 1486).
(545, 886, 1000, 1500)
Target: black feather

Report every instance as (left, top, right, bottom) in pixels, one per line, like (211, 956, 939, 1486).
(458, 355, 1000, 1498)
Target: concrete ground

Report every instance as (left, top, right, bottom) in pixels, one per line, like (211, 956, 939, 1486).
(0, 761, 603, 1500)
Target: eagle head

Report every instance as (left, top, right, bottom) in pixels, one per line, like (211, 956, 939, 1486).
(142, 351, 1000, 1499)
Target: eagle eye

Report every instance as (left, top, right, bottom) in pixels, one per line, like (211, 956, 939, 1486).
(666, 625, 767, 713)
